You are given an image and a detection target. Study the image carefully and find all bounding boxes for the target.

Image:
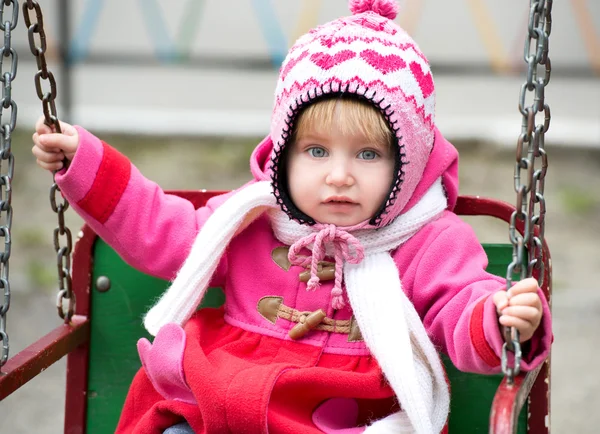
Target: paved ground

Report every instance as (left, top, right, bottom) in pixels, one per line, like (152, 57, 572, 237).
(2, 133, 600, 433)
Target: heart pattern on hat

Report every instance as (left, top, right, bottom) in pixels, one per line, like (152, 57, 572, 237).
(281, 50, 309, 81)
(360, 49, 407, 75)
(310, 50, 356, 70)
(409, 61, 434, 99)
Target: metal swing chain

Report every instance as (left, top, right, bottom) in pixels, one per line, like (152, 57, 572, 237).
(0, 0, 18, 368)
(503, 0, 552, 384)
(23, 0, 73, 322)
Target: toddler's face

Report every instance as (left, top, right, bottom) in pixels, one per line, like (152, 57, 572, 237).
(286, 119, 395, 227)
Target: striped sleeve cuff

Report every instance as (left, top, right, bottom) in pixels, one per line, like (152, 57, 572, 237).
(469, 295, 501, 367)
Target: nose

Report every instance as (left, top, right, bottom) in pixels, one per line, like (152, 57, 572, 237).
(325, 159, 354, 187)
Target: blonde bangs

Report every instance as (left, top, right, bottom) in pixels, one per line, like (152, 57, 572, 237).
(293, 97, 393, 149)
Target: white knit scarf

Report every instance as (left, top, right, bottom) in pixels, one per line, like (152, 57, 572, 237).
(144, 179, 450, 433)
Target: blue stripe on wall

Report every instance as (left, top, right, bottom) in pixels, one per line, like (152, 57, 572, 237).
(251, 0, 288, 66)
(139, 0, 176, 62)
(69, 0, 105, 62)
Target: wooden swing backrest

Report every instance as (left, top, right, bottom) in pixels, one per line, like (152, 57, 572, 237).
(65, 192, 551, 434)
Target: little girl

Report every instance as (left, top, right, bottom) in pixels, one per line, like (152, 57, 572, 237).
(32, 1, 551, 433)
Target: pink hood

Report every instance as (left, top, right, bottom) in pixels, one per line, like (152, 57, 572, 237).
(249, 126, 459, 218)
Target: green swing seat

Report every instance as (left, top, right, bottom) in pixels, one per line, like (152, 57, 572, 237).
(63, 191, 550, 434)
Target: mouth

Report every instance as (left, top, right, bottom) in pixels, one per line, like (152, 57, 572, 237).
(323, 196, 357, 205)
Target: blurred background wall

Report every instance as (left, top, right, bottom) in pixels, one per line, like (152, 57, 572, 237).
(10, 0, 600, 146)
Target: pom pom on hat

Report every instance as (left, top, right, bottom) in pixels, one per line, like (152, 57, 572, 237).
(348, 0, 399, 20)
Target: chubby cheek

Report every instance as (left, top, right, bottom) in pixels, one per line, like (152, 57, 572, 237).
(287, 182, 306, 212)
(286, 160, 316, 215)
(365, 164, 395, 214)
(366, 184, 389, 215)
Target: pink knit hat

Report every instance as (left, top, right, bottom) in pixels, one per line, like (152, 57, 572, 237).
(269, 0, 436, 229)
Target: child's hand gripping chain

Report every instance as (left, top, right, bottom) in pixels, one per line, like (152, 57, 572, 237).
(493, 277, 543, 343)
(32, 116, 79, 171)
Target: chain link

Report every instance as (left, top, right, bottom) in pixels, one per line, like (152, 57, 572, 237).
(504, 0, 552, 384)
(24, 0, 74, 322)
(0, 0, 18, 370)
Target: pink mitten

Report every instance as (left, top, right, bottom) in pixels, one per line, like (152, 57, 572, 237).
(312, 398, 366, 433)
(137, 323, 196, 404)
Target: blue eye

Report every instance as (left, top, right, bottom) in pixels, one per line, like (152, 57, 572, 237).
(358, 150, 378, 160)
(308, 147, 328, 158)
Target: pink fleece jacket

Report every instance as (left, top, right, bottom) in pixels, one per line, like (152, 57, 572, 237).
(57, 126, 551, 374)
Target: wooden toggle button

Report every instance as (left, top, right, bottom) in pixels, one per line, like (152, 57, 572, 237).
(298, 262, 335, 282)
(288, 309, 327, 339)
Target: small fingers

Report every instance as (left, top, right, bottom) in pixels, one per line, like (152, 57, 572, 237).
(32, 145, 63, 161)
(493, 290, 510, 313)
(507, 292, 542, 309)
(500, 305, 541, 324)
(35, 115, 53, 135)
(35, 158, 64, 172)
(58, 120, 78, 137)
(34, 131, 78, 158)
(33, 135, 62, 154)
(34, 115, 74, 134)
(508, 277, 538, 297)
(498, 315, 535, 342)
(37, 132, 67, 149)
(497, 279, 543, 343)
(32, 144, 65, 169)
